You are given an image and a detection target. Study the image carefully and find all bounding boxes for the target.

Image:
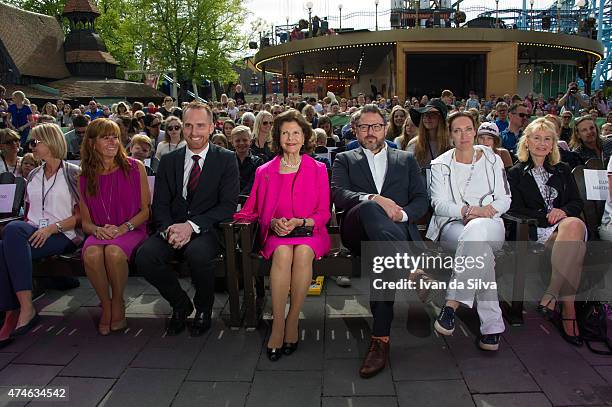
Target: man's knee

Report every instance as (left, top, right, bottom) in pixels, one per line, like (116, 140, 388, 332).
(184, 235, 220, 266)
(356, 199, 386, 218)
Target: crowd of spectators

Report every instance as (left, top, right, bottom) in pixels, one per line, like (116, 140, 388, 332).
(0, 81, 610, 374)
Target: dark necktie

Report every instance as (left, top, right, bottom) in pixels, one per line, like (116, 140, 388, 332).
(187, 155, 201, 201)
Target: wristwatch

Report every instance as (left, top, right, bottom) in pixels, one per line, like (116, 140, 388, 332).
(125, 222, 135, 232)
(302, 218, 306, 227)
(55, 222, 64, 233)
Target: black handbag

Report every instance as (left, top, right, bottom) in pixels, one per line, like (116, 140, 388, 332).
(576, 301, 612, 355)
(278, 226, 313, 238)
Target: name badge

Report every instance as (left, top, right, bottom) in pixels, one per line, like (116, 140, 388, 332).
(39, 218, 49, 228)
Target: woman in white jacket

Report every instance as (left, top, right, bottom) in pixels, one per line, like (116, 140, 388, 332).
(427, 112, 511, 351)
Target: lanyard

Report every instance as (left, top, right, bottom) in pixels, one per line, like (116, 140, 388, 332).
(454, 149, 478, 205)
(41, 164, 60, 216)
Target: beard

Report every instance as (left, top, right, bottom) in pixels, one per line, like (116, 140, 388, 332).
(359, 137, 385, 152)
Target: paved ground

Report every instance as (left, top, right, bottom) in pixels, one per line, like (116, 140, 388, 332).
(0, 277, 611, 407)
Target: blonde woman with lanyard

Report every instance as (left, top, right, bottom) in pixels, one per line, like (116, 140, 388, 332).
(0, 124, 82, 347)
(427, 112, 511, 351)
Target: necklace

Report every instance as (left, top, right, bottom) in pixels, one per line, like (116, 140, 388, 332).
(454, 148, 478, 205)
(100, 172, 115, 222)
(281, 157, 301, 169)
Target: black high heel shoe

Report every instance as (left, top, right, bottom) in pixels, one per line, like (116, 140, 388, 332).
(282, 341, 299, 355)
(557, 318, 583, 347)
(536, 292, 558, 321)
(267, 347, 282, 361)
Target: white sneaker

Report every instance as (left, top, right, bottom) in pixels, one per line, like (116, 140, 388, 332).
(334, 276, 352, 287)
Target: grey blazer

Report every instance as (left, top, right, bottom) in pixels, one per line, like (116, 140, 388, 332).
(331, 147, 429, 242)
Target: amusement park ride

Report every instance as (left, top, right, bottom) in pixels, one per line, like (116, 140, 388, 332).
(390, 0, 612, 89)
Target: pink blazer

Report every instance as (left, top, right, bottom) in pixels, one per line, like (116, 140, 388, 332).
(233, 154, 331, 253)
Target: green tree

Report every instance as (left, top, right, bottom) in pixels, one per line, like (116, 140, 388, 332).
(147, 0, 248, 88)
(6, 0, 66, 20)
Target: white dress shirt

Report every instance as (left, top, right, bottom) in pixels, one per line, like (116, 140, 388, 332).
(182, 144, 209, 233)
(360, 145, 408, 222)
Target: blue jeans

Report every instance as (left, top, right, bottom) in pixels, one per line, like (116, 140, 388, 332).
(0, 221, 76, 311)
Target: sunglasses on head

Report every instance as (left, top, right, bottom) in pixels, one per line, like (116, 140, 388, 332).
(167, 125, 181, 131)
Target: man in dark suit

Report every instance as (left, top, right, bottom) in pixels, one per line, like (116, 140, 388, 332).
(136, 102, 239, 337)
(332, 104, 428, 378)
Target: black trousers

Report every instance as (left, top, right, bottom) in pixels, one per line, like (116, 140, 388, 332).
(341, 200, 410, 337)
(136, 232, 221, 315)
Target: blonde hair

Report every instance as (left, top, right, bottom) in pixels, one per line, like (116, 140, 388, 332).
(29, 123, 68, 160)
(516, 117, 560, 165)
(314, 128, 327, 144)
(253, 110, 273, 141)
(544, 114, 562, 134)
(130, 134, 153, 149)
(230, 125, 251, 141)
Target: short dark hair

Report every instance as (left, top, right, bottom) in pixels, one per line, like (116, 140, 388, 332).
(508, 103, 527, 114)
(73, 114, 90, 128)
(271, 109, 315, 155)
(352, 104, 387, 126)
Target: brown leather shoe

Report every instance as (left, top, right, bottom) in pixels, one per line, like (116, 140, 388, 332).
(359, 338, 389, 378)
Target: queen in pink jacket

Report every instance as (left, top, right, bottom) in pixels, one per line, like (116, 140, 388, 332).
(233, 110, 330, 361)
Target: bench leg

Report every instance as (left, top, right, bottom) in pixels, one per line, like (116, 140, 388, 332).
(223, 226, 241, 329)
(502, 229, 528, 327)
(240, 227, 258, 330)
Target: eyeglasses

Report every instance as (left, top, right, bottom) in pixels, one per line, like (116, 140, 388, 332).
(28, 139, 41, 147)
(167, 125, 181, 131)
(423, 112, 440, 119)
(2, 139, 20, 145)
(149, 122, 160, 128)
(356, 123, 384, 133)
(262, 121, 273, 125)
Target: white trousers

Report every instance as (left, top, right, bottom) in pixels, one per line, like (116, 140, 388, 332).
(440, 218, 506, 335)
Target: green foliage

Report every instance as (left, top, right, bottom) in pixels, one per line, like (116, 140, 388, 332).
(3, 0, 249, 83)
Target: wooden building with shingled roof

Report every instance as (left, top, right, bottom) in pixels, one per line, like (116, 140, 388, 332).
(0, 1, 166, 104)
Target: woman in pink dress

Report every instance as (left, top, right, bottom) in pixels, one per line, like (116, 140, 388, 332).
(235, 110, 330, 361)
(79, 119, 150, 335)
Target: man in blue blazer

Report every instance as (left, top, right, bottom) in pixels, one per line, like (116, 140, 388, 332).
(332, 104, 428, 378)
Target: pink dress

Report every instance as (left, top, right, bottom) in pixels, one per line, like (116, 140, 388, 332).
(80, 158, 147, 260)
(234, 155, 331, 261)
(261, 172, 323, 259)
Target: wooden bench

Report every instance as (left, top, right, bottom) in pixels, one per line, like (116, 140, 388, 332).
(4, 221, 244, 328)
(234, 217, 355, 329)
